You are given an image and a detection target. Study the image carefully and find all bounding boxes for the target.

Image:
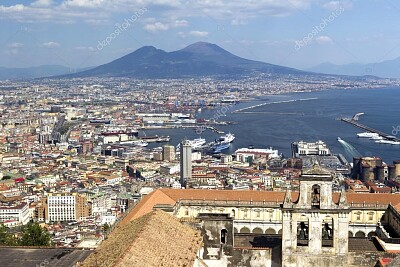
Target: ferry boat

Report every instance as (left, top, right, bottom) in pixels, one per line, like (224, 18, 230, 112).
(219, 133, 235, 143)
(156, 136, 171, 142)
(212, 142, 230, 153)
(357, 132, 379, 138)
(176, 138, 207, 150)
(133, 140, 149, 147)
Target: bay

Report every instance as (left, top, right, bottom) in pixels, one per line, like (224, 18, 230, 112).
(142, 87, 400, 163)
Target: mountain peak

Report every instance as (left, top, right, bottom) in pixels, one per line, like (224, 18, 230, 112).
(63, 42, 306, 79)
(132, 45, 160, 55)
(180, 42, 233, 56)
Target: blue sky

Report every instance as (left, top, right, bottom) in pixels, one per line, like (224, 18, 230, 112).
(1, 0, 400, 70)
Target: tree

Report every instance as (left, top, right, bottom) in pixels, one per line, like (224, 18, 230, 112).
(0, 224, 19, 246)
(19, 222, 51, 246)
(102, 223, 110, 233)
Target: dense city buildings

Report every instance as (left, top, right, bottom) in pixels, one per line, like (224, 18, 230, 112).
(0, 77, 400, 266)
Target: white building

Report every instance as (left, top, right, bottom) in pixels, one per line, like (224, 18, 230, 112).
(47, 195, 76, 222)
(91, 193, 114, 216)
(160, 163, 180, 175)
(0, 202, 30, 226)
(192, 151, 202, 161)
(235, 147, 279, 163)
(291, 140, 331, 157)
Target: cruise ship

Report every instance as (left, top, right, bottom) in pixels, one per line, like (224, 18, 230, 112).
(219, 133, 235, 143)
(357, 132, 379, 138)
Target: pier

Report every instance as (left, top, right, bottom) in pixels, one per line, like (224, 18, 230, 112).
(341, 118, 400, 142)
(232, 98, 318, 113)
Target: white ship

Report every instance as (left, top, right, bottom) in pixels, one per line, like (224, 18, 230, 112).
(176, 138, 207, 150)
(369, 135, 383, 140)
(219, 133, 235, 143)
(133, 140, 149, 147)
(375, 140, 396, 145)
(357, 132, 379, 138)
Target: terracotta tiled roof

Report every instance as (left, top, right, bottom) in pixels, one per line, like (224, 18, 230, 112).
(82, 210, 202, 267)
(346, 193, 400, 206)
(121, 189, 400, 225)
(120, 189, 176, 225)
(159, 188, 286, 202)
(393, 202, 400, 213)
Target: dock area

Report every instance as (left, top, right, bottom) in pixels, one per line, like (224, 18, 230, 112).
(341, 118, 400, 142)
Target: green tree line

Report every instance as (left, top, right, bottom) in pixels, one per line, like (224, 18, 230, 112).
(0, 222, 51, 246)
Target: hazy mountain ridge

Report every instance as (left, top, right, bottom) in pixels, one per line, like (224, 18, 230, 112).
(0, 65, 92, 80)
(307, 57, 400, 78)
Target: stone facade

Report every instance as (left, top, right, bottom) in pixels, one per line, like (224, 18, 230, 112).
(281, 165, 350, 267)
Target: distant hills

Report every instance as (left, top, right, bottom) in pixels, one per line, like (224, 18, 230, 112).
(0, 65, 91, 80)
(64, 42, 308, 79)
(307, 57, 400, 78)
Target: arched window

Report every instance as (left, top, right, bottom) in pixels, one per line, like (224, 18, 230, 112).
(297, 215, 309, 246)
(311, 184, 321, 209)
(231, 209, 236, 218)
(322, 216, 333, 247)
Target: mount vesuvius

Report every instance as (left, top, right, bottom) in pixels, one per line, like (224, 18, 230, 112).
(67, 42, 308, 78)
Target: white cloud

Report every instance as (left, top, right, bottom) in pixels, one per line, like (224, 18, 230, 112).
(173, 19, 188, 27)
(188, 31, 209, 37)
(0, 0, 312, 24)
(144, 18, 188, 32)
(315, 35, 333, 44)
(322, 0, 352, 11)
(74, 46, 96, 51)
(31, 0, 54, 7)
(231, 18, 247, 25)
(41, 41, 60, 48)
(7, 42, 24, 48)
(62, 0, 107, 9)
(5, 42, 24, 55)
(144, 22, 170, 32)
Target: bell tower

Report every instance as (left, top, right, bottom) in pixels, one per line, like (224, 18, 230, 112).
(281, 163, 350, 267)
